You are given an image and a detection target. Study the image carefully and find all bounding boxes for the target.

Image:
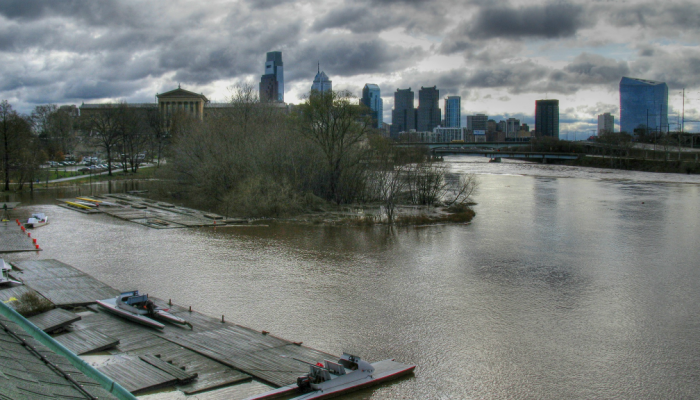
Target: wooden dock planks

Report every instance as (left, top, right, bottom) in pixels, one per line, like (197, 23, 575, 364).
(0, 223, 39, 253)
(138, 354, 198, 383)
(97, 357, 178, 394)
(54, 329, 119, 355)
(161, 326, 338, 388)
(126, 340, 251, 395)
(4, 258, 410, 397)
(27, 308, 81, 333)
(10, 259, 119, 307)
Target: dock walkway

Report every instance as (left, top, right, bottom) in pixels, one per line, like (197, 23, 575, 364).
(57, 194, 238, 229)
(0, 221, 39, 253)
(0, 259, 360, 398)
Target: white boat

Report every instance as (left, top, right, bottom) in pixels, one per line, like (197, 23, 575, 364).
(25, 213, 48, 228)
(0, 259, 22, 285)
(96, 290, 192, 329)
(246, 353, 416, 400)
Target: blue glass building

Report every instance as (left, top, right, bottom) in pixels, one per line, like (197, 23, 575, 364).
(444, 96, 461, 128)
(620, 77, 668, 134)
(361, 84, 383, 129)
(311, 64, 332, 94)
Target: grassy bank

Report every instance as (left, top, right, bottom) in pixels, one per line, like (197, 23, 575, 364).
(35, 167, 161, 187)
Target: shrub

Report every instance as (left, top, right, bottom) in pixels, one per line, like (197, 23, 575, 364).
(14, 290, 54, 317)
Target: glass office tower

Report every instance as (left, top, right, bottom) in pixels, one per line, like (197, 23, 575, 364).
(417, 86, 441, 132)
(619, 77, 668, 134)
(391, 88, 416, 138)
(444, 96, 461, 128)
(535, 99, 559, 138)
(260, 51, 284, 102)
(361, 84, 383, 129)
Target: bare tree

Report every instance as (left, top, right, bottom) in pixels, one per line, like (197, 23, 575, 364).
(116, 105, 150, 173)
(373, 163, 408, 224)
(31, 104, 78, 160)
(0, 100, 12, 190)
(443, 173, 479, 208)
(145, 107, 169, 167)
(80, 104, 120, 176)
(1, 101, 33, 190)
(295, 90, 372, 204)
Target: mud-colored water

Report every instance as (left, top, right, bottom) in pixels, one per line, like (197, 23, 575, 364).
(5, 157, 700, 399)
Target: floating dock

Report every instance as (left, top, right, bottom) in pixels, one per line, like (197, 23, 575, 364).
(0, 259, 414, 397)
(57, 193, 255, 229)
(0, 221, 40, 253)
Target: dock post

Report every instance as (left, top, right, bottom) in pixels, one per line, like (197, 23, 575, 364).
(189, 306, 191, 312)
(168, 299, 172, 306)
(221, 315, 224, 323)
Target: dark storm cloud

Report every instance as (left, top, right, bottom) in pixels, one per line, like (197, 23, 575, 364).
(389, 52, 636, 99)
(0, 0, 143, 28)
(562, 53, 630, 85)
(312, 0, 449, 35)
(471, 3, 587, 39)
(165, 21, 304, 84)
(286, 36, 425, 82)
(0, 0, 305, 102)
(245, 0, 297, 9)
(608, 2, 700, 30)
(62, 80, 144, 100)
(440, 2, 588, 54)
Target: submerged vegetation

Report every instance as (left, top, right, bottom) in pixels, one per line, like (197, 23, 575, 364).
(159, 85, 477, 224)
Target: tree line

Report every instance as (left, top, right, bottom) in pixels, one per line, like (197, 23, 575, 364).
(0, 100, 170, 191)
(2, 89, 477, 223)
(162, 86, 477, 223)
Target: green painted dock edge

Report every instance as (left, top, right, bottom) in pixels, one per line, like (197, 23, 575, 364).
(0, 300, 136, 400)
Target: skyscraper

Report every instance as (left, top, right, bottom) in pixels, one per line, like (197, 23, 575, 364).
(417, 86, 441, 132)
(598, 113, 614, 135)
(467, 114, 488, 131)
(535, 99, 559, 138)
(444, 96, 461, 128)
(506, 118, 521, 138)
(361, 84, 383, 129)
(259, 51, 284, 102)
(311, 64, 332, 94)
(391, 88, 416, 138)
(619, 77, 668, 134)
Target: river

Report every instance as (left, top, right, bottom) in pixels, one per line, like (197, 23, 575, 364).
(4, 157, 700, 399)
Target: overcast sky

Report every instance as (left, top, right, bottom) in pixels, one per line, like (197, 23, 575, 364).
(2, 0, 699, 135)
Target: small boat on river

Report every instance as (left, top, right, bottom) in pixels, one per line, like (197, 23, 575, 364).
(245, 353, 415, 400)
(0, 259, 22, 285)
(96, 290, 192, 330)
(25, 213, 48, 228)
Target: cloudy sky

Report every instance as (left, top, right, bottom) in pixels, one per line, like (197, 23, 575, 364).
(2, 0, 700, 136)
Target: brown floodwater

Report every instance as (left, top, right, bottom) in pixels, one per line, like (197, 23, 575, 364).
(4, 157, 700, 399)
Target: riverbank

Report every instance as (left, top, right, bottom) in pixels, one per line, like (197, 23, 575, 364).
(279, 203, 476, 226)
(570, 156, 700, 174)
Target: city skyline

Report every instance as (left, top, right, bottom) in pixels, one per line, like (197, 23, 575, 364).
(1, 1, 699, 135)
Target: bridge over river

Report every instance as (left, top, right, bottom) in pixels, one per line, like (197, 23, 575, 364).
(431, 147, 581, 163)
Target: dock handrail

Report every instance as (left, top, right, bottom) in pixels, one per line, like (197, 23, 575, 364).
(0, 299, 136, 400)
